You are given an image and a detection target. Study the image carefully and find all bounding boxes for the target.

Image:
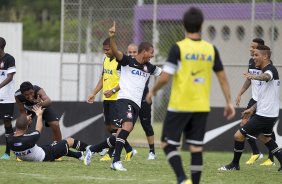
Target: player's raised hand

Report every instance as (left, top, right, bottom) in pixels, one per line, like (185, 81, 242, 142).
(109, 21, 116, 37)
(32, 105, 45, 116)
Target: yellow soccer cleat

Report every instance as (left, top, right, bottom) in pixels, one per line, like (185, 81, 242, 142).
(260, 158, 275, 166)
(246, 153, 263, 165)
(100, 153, 111, 161)
(124, 149, 137, 161)
(16, 157, 23, 162)
(180, 179, 193, 184)
(55, 157, 63, 161)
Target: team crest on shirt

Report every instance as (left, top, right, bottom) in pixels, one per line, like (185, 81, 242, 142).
(0, 62, 4, 69)
(143, 65, 148, 72)
(127, 112, 133, 119)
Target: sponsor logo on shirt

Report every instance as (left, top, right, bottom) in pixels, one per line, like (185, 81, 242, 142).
(131, 69, 148, 77)
(185, 53, 212, 62)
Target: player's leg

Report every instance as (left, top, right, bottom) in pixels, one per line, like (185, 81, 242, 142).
(258, 117, 282, 171)
(43, 107, 62, 141)
(260, 131, 276, 166)
(139, 101, 156, 160)
(184, 112, 208, 184)
(111, 100, 138, 171)
(0, 103, 14, 160)
(65, 137, 88, 151)
(244, 99, 262, 165)
(162, 111, 190, 184)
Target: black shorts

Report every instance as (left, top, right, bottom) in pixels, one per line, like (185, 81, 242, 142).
(162, 111, 209, 146)
(42, 140, 68, 161)
(139, 100, 151, 123)
(103, 100, 118, 125)
(0, 103, 14, 121)
(28, 107, 60, 127)
(240, 114, 277, 139)
(116, 99, 140, 126)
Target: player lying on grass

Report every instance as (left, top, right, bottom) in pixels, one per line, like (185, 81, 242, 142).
(7, 106, 88, 162)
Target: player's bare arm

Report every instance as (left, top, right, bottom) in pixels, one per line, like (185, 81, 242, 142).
(36, 88, 51, 107)
(244, 72, 271, 81)
(0, 72, 15, 89)
(146, 72, 171, 104)
(109, 21, 123, 61)
(32, 105, 45, 133)
(215, 70, 236, 120)
(236, 78, 251, 106)
(15, 97, 27, 115)
(87, 77, 103, 103)
(241, 103, 256, 119)
(103, 84, 120, 98)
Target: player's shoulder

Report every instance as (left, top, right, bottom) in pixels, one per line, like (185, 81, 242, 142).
(3, 53, 15, 61)
(14, 89, 22, 97)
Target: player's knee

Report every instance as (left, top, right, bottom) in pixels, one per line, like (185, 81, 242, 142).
(189, 145, 203, 152)
(144, 125, 154, 137)
(108, 136, 116, 147)
(163, 143, 177, 155)
(65, 137, 74, 146)
(234, 130, 245, 141)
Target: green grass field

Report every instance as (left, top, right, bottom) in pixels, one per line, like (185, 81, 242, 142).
(0, 123, 281, 184)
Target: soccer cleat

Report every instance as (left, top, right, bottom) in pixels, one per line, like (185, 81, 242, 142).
(16, 157, 23, 162)
(111, 161, 127, 171)
(0, 153, 10, 160)
(55, 157, 63, 161)
(84, 145, 93, 166)
(147, 152, 157, 160)
(124, 149, 137, 161)
(180, 179, 192, 184)
(218, 163, 240, 171)
(100, 153, 111, 161)
(78, 151, 84, 161)
(260, 158, 275, 166)
(246, 153, 263, 165)
(98, 148, 108, 156)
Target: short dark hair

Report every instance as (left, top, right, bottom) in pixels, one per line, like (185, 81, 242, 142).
(252, 38, 264, 46)
(16, 115, 29, 130)
(138, 42, 153, 54)
(103, 38, 110, 46)
(0, 37, 6, 50)
(183, 7, 204, 33)
(20, 81, 33, 93)
(256, 45, 271, 58)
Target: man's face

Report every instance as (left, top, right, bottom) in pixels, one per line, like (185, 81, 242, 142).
(250, 42, 258, 57)
(103, 45, 113, 58)
(142, 47, 154, 63)
(253, 49, 265, 68)
(23, 89, 35, 102)
(127, 45, 138, 57)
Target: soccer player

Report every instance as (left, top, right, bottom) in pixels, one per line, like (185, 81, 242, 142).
(127, 43, 156, 160)
(219, 45, 282, 172)
(15, 81, 62, 142)
(87, 38, 136, 161)
(7, 106, 88, 162)
(0, 37, 16, 160)
(236, 38, 276, 166)
(146, 7, 236, 184)
(84, 21, 162, 171)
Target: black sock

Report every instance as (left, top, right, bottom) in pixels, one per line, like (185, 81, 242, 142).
(247, 138, 259, 154)
(191, 152, 203, 184)
(149, 144, 155, 154)
(89, 136, 116, 153)
(4, 126, 13, 155)
(265, 139, 282, 166)
(163, 145, 187, 184)
(124, 140, 133, 153)
(108, 147, 115, 157)
(113, 129, 129, 163)
(232, 141, 245, 165)
(72, 139, 88, 151)
(268, 133, 276, 161)
(66, 150, 82, 159)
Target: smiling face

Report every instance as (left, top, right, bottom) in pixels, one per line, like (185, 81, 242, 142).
(103, 45, 113, 58)
(127, 44, 138, 58)
(23, 89, 35, 102)
(250, 42, 259, 57)
(253, 49, 267, 68)
(141, 47, 154, 63)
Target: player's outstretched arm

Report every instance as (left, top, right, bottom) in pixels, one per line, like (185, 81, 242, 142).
(32, 106, 45, 133)
(109, 21, 123, 61)
(215, 70, 236, 120)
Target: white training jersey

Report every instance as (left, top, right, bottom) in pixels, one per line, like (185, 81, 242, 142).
(256, 64, 280, 117)
(0, 53, 16, 103)
(117, 55, 162, 107)
(7, 131, 45, 161)
(248, 58, 262, 101)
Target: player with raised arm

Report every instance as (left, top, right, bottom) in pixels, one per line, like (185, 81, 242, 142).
(84, 21, 162, 171)
(7, 106, 88, 162)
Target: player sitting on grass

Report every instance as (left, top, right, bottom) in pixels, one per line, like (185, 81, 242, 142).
(7, 106, 88, 162)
